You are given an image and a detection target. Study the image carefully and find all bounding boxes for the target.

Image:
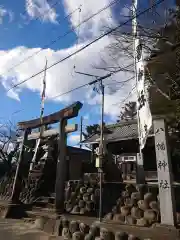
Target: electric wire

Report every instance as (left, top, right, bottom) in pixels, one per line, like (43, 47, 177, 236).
(47, 68, 135, 101)
(1, 5, 81, 76)
(2, 0, 120, 78)
(7, 0, 165, 93)
(1, 0, 60, 59)
(71, 5, 82, 77)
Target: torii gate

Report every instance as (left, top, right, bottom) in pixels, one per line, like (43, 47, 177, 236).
(11, 101, 83, 214)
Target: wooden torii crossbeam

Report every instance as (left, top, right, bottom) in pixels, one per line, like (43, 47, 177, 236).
(17, 101, 83, 130)
(11, 101, 83, 209)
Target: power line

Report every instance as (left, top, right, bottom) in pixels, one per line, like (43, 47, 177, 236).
(1, 5, 81, 75)
(8, 76, 134, 131)
(2, 0, 119, 78)
(48, 69, 135, 100)
(48, 73, 112, 100)
(72, 5, 82, 72)
(45, 75, 134, 118)
(1, 1, 59, 60)
(15, 4, 80, 61)
(105, 75, 134, 86)
(0, 109, 24, 121)
(7, 0, 165, 92)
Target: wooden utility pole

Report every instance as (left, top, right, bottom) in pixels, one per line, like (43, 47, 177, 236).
(80, 116, 83, 148)
(75, 72, 111, 221)
(89, 77, 107, 222)
(98, 80, 104, 222)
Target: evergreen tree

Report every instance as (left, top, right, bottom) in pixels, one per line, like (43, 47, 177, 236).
(82, 124, 100, 139)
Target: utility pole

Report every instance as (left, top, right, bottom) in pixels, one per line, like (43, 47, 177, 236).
(90, 80, 105, 222)
(98, 80, 104, 222)
(80, 116, 83, 148)
(76, 71, 110, 222)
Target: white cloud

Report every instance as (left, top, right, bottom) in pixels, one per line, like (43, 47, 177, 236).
(0, 6, 13, 24)
(68, 133, 89, 149)
(0, 34, 135, 119)
(86, 80, 136, 120)
(69, 133, 81, 144)
(7, 89, 20, 102)
(26, 0, 58, 23)
(0, 6, 7, 24)
(83, 115, 89, 120)
(120, 6, 131, 17)
(0, 0, 136, 120)
(8, 11, 14, 22)
(63, 0, 115, 39)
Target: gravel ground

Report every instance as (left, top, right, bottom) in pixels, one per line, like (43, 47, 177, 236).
(0, 219, 57, 240)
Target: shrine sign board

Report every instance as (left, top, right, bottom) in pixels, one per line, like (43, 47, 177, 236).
(154, 118, 176, 226)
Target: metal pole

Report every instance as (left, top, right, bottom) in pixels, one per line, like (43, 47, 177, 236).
(80, 116, 83, 148)
(100, 81, 105, 156)
(99, 80, 104, 222)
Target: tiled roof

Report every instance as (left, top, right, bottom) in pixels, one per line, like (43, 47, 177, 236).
(82, 120, 154, 144)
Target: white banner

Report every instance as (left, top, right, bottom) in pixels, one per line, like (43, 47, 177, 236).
(135, 39, 152, 149)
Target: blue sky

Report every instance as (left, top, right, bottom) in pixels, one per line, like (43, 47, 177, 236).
(0, 0, 77, 50)
(0, 0, 122, 146)
(0, 0, 175, 146)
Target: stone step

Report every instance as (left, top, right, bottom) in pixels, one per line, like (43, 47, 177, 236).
(45, 203, 55, 209)
(32, 206, 55, 212)
(27, 208, 56, 220)
(33, 196, 55, 208)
